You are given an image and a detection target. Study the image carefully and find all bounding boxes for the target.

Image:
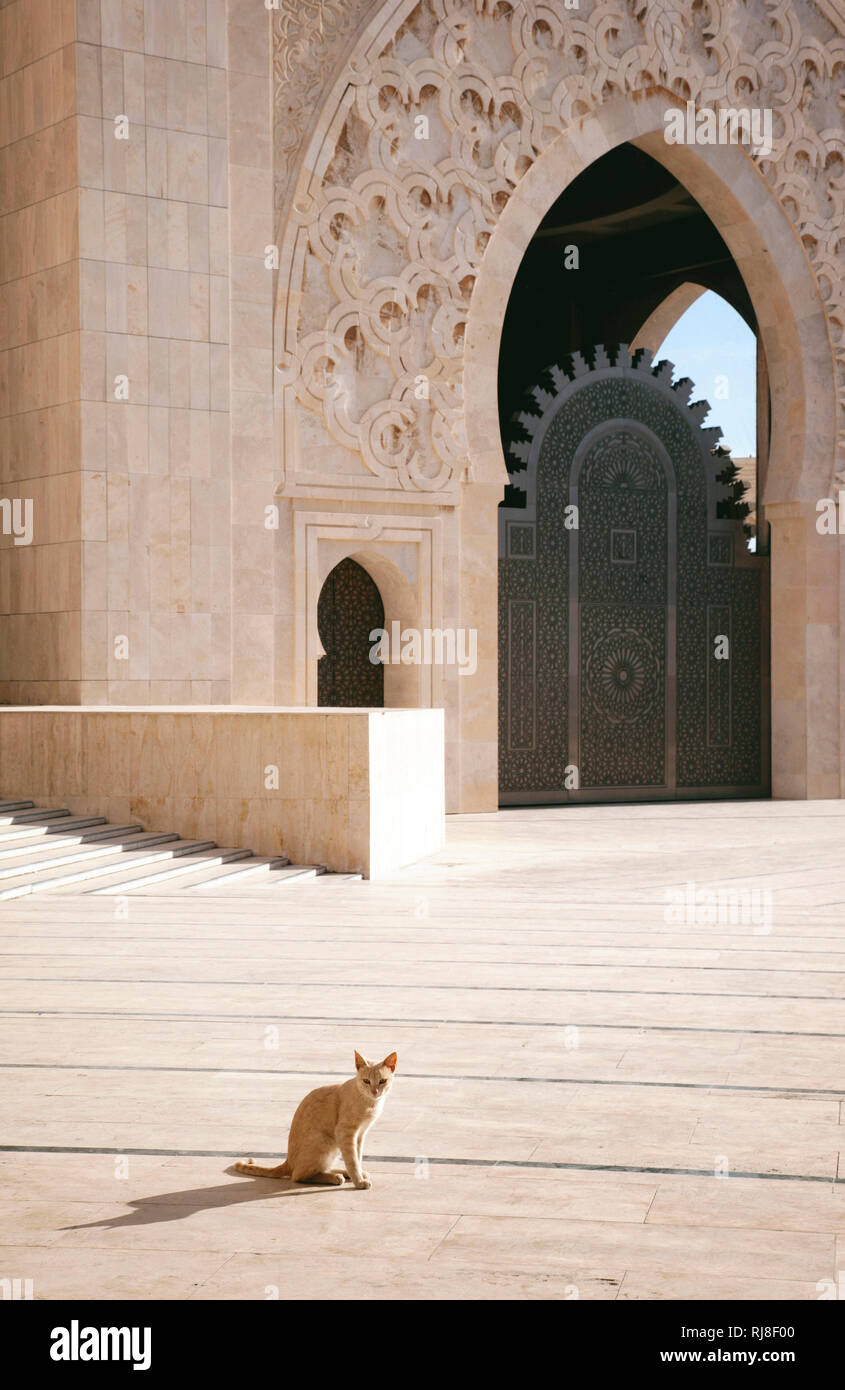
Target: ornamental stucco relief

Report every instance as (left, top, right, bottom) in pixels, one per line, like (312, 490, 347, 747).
(273, 0, 845, 496)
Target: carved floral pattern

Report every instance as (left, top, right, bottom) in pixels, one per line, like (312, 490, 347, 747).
(276, 0, 845, 493)
(273, 1, 369, 202)
(585, 627, 661, 725)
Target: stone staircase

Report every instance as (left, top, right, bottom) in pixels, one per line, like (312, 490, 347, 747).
(0, 801, 359, 899)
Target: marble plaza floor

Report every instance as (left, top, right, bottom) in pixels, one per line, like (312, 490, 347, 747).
(1, 799, 844, 1301)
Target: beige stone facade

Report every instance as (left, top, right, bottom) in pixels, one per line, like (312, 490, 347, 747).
(1, 0, 843, 812)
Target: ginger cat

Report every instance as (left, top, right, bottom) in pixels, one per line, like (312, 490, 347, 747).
(234, 1050, 397, 1189)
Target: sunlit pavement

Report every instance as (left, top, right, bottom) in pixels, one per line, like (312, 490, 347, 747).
(1, 799, 844, 1300)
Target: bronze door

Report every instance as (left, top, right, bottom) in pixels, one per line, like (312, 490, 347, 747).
(498, 347, 769, 804)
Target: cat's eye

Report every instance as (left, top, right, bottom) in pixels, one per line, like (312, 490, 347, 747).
(378, 1079, 386, 1087)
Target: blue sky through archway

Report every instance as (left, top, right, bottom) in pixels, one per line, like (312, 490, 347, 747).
(653, 290, 756, 459)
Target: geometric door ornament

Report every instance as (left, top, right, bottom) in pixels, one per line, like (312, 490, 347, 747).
(317, 557, 385, 708)
(498, 345, 770, 804)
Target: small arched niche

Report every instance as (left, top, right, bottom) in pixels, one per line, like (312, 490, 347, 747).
(317, 557, 384, 707)
(350, 548, 425, 709)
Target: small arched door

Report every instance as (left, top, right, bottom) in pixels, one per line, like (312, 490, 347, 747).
(317, 557, 385, 707)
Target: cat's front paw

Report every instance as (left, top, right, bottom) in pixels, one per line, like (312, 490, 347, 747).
(355, 1177, 372, 1190)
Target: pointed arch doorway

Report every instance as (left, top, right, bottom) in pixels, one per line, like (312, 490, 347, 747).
(495, 139, 774, 806)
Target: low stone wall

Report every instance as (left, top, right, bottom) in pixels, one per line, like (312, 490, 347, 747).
(0, 707, 445, 879)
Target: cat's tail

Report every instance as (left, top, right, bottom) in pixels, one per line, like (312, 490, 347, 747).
(234, 1158, 291, 1178)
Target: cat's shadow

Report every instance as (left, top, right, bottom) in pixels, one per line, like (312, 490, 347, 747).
(60, 1167, 341, 1232)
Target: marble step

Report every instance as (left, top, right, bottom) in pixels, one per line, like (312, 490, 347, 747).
(186, 862, 327, 890)
(119, 861, 333, 895)
(115, 855, 294, 894)
(86, 847, 255, 895)
(0, 809, 77, 837)
(0, 799, 344, 896)
(0, 803, 69, 823)
(0, 818, 137, 854)
(158, 855, 291, 891)
(0, 838, 219, 899)
(0, 829, 174, 878)
(191, 864, 332, 892)
(0, 820, 144, 856)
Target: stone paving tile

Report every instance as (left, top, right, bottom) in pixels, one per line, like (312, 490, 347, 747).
(0, 1156, 654, 1224)
(617, 1271, 823, 1300)
(1, 800, 844, 1299)
(528, 1138, 837, 1179)
(50, 1203, 463, 1259)
(0, 1244, 233, 1301)
(188, 1252, 619, 1301)
(644, 1175, 845, 1233)
(431, 1215, 834, 1281)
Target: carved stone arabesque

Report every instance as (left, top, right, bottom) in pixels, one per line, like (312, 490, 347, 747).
(274, 0, 845, 495)
(273, 0, 373, 205)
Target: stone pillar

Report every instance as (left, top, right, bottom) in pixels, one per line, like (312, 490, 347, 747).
(457, 481, 501, 811)
(766, 500, 841, 798)
(0, 0, 81, 703)
(75, 0, 233, 704)
(226, 0, 276, 703)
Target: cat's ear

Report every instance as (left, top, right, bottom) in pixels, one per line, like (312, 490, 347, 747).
(382, 1052, 397, 1072)
(354, 1050, 367, 1071)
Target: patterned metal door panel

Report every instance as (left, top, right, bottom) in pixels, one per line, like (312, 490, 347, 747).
(498, 347, 769, 804)
(317, 557, 384, 707)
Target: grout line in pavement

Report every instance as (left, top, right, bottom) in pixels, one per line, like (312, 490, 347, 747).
(2, 1008, 845, 1039)
(0, 1062, 842, 1098)
(3, 977, 845, 1001)
(0, 1145, 840, 1185)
